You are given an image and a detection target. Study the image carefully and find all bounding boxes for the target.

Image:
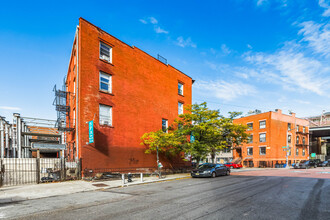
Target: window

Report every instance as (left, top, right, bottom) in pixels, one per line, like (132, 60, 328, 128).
(296, 136, 299, 144)
(302, 137, 306, 145)
(162, 119, 168, 133)
(247, 123, 253, 131)
(302, 148, 305, 156)
(100, 42, 112, 63)
(296, 125, 299, 132)
(259, 133, 266, 142)
(296, 148, 299, 156)
(178, 102, 183, 115)
(288, 123, 291, 131)
(259, 120, 266, 129)
(99, 104, 112, 126)
(247, 134, 253, 143)
(100, 72, 112, 93)
(178, 83, 183, 95)
(288, 135, 292, 143)
(223, 147, 231, 153)
(259, 147, 266, 155)
(247, 147, 253, 155)
(303, 127, 306, 133)
(288, 149, 291, 156)
(216, 158, 220, 163)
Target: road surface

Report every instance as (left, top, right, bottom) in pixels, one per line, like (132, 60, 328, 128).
(1, 170, 330, 220)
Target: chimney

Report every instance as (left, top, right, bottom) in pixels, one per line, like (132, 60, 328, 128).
(289, 112, 296, 117)
(275, 109, 282, 114)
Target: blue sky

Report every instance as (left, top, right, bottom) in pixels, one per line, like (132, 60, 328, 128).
(0, 0, 329, 122)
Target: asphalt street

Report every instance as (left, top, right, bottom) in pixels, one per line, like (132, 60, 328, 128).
(1, 173, 330, 220)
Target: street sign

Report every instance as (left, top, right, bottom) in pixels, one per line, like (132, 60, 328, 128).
(88, 120, 94, 144)
(282, 146, 288, 148)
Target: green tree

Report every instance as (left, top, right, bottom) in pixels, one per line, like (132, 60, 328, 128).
(141, 129, 183, 156)
(141, 102, 248, 169)
(172, 103, 248, 167)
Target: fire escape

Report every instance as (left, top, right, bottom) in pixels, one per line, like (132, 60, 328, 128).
(53, 83, 74, 132)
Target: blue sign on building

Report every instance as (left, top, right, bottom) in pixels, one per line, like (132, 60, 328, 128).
(89, 120, 94, 144)
(190, 134, 195, 143)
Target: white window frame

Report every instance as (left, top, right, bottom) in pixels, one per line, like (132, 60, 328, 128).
(100, 71, 112, 93)
(247, 122, 253, 131)
(248, 134, 253, 143)
(259, 133, 266, 143)
(259, 120, 266, 129)
(178, 102, 183, 115)
(247, 147, 253, 156)
(99, 104, 112, 126)
(178, 82, 183, 95)
(259, 146, 266, 155)
(99, 42, 112, 63)
(162, 119, 168, 133)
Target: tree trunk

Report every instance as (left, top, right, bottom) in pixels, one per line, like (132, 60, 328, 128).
(211, 152, 215, 164)
(195, 156, 201, 168)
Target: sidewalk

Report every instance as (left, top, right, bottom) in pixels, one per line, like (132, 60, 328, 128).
(0, 173, 191, 204)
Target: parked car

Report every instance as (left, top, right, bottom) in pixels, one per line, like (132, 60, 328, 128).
(321, 160, 330, 167)
(225, 162, 243, 169)
(294, 160, 317, 169)
(191, 163, 230, 178)
(311, 159, 323, 167)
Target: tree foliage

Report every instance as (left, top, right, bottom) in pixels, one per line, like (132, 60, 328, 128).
(141, 102, 248, 167)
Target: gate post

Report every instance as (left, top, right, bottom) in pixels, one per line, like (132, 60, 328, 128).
(0, 159, 3, 187)
(36, 158, 40, 184)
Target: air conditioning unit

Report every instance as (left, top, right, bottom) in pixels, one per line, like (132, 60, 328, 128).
(103, 121, 109, 125)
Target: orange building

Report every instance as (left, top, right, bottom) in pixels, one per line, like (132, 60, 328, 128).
(63, 18, 193, 175)
(233, 109, 309, 168)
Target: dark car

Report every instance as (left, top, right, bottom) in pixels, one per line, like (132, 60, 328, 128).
(191, 163, 230, 178)
(294, 160, 317, 169)
(311, 159, 323, 167)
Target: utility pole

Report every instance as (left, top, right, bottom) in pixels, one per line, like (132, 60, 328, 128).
(156, 146, 159, 176)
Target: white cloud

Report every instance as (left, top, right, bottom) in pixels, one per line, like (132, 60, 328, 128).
(154, 26, 168, 34)
(0, 106, 21, 111)
(175, 36, 197, 48)
(257, 0, 268, 6)
(221, 44, 232, 54)
(295, 100, 311, 105)
(139, 19, 147, 24)
(149, 17, 158, 24)
(247, 44, 253, 49)
(194, 80, 256, 101)
(298, 21, 330, 57)
(245, 46, 330, 95)
(319, 0, 330, 17)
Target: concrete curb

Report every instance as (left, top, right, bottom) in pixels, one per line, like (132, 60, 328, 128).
(0, 175, 192, 204)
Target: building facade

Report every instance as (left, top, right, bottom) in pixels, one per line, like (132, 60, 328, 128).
(233, 109, 309, 168)
(204, 148, 233, 164)
(64, 18, 193, 175)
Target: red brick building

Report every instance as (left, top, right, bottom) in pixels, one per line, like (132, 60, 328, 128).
(64, 18, 193, 175)
(233, 109, 309, 168)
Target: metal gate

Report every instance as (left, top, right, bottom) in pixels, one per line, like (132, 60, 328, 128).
(0, 158, 81, 187)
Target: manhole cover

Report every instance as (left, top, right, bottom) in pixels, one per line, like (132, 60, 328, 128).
(92, 183, 109, 187)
